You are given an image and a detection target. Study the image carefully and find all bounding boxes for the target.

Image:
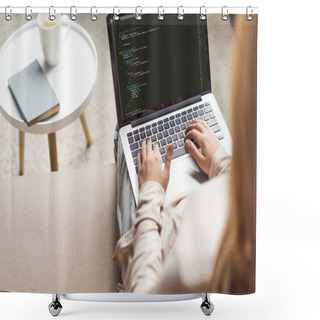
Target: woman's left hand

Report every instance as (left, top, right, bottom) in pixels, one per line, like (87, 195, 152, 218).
(137, 139, 173, 191)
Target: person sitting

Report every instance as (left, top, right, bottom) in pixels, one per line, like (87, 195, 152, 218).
(113, 20, 256, 295)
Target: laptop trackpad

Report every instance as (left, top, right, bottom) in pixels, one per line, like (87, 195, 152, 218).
(165, 155, 207, 205)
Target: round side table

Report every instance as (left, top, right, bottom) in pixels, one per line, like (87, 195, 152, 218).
(0, 18, 97, 174)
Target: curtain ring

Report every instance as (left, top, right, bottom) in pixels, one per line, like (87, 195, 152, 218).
(135, 6, 142, 20)
(157, 6, 164, 20)
(221, 6, 228, 21)
(113, 6, 120, 20)
(70, 6, 77, 21)
(5, 6, 12, 21)
(200, 6, 206, 20)
(25, 6, 32, 21)
(90, 6, 97, 21)
(49, 6, 56, 21)
(246, 6, 253, 21)
(177, 6, 184, 20)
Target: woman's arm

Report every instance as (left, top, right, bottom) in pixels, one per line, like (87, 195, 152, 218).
(124, 140, 173, 292)
(125, 181, 165, 292)
(208, 146, 231, 179)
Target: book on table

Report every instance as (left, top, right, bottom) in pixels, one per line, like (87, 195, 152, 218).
(8, 59, 60, 127)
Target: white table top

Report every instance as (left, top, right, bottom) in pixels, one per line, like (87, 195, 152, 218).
(0, 18, 97, 134)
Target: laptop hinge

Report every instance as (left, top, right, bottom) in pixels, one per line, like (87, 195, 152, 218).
(131, 95, 202, 128)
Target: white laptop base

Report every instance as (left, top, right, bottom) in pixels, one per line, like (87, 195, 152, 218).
(120, 92, 232, 205)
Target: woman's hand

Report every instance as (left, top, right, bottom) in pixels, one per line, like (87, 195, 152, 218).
(137, 139, 173, 191)
(184, 119, 220, 175)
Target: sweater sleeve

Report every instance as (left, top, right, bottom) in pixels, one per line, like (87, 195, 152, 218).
(208, 146, 232, 179)
(126, 181, 165, 293)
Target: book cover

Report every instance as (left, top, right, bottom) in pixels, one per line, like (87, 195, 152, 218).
(8, 59, 60, 127)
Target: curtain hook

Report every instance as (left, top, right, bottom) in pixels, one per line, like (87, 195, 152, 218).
(135, 6, 142, 20)
(49, 6, 56, 21)
(200, 6, 207, 20)
(90, 6, 97, 21)
(157, 6, 164, 20)
(5, 6, 12, 21)
(246, 6, 253, 21)
(25, 6, 32, 21)
(70, 6, 77, 21)
(221, 6, 228, 21)
(177, 6, 184, 20)
(113, 6, 120, 20)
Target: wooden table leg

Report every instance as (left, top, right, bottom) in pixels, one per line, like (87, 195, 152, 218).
(19, 130, 25, 176)
(80, 112, 93, 148)
(48, 133, 58, 172)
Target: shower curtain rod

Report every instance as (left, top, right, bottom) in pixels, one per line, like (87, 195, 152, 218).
(0, 6, 258, 15)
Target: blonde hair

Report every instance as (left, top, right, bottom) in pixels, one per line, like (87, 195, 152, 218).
(210, 15, 257, 294)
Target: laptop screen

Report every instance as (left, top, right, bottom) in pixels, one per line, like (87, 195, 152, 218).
(107, 14, 211, 127)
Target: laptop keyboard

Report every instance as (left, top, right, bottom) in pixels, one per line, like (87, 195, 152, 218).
(126, 102, 224, 173)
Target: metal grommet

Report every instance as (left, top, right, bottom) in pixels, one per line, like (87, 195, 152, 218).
(157, 6, 164, 20)
(177, 6, 184, 20)
(49, 6, 56, 21)
(70, 6, 77, 21)
(246, 6, 253, 21)
(90, 6, 97, 21)
(221, 6, 228, 21)
(5, 6, 12, 21)
(113, 6, 120, 20)
(135, 6, 142, 20)
(25, 6, 32, 21)
(200, 6, 206, 20)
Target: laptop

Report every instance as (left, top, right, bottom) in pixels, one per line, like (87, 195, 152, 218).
(107, 14, 232, 205)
